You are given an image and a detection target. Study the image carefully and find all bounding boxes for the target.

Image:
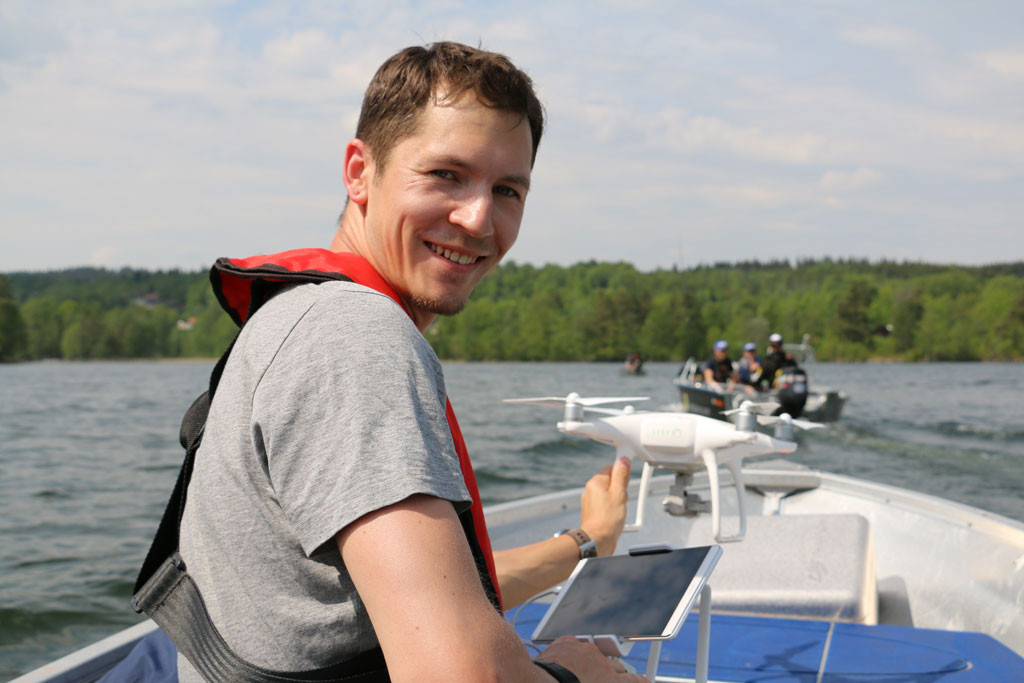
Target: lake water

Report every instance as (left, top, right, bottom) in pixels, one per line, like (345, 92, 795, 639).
(1, 360, 1022, 678)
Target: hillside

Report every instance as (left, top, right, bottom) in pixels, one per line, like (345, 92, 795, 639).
(1, 259, 1022, 362)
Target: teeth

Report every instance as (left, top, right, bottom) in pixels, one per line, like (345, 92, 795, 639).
(431, 243, 478, 265)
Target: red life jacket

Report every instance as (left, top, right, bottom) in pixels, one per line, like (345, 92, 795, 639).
(211, 248, 503, 609)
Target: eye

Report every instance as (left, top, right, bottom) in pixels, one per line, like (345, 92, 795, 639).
(430, 169, 456, 181)
(494, 185, 521, 200)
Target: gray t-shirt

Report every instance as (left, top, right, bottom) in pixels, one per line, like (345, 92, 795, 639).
(178, 281, 472, 680)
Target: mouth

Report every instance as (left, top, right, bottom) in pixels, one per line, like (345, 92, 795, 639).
(427, 241, 482, 266)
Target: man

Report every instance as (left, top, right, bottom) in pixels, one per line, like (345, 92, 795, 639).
(763, 332, 797, 389)
(177, 42, 643, 682)
(702, 339, 735, 392)
(737, 342, 764, 393)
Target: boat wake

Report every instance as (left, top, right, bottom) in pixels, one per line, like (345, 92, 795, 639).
(932, 420, 1024, 442)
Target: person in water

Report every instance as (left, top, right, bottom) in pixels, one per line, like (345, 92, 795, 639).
(737, 341, 765, 393)
(176, 42, 642, 683)
(624, 352, 643, 373)
(702, 339, 736, 392)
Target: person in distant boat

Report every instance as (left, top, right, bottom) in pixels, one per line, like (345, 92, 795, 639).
(173, 42, 643, 683)
(763, 332, 798, 388)
(737, 341, 765, 393)
(702, 339, 736, 392)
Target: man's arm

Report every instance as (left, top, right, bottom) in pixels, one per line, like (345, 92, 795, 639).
(493, 458, 631, 608)
(338, 494, 641, 682)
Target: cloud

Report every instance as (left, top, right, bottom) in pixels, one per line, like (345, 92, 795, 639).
(261, 29, 335, 75)
(651, 110, 854, 165)
(89, 246, 119, 267)
(694, 183, 793, 208)
(820, 168, 885, 192)
(840, 25, 924, 50)
(975, 49, 1024, 78)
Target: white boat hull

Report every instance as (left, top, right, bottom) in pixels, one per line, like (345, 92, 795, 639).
(16, 462, 1024, 681)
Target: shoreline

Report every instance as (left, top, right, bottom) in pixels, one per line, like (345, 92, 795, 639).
(3, 357, 1022, 365)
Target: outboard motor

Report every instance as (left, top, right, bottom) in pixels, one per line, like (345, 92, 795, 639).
(773, 368, 808, 418)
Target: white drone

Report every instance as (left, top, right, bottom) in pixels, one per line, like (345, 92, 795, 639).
(504, 393, 823, 543)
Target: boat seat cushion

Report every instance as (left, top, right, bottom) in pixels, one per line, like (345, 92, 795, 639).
(680, 513, 877, 623)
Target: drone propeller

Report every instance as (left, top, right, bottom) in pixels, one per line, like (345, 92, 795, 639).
(505, 393, 649, 425)
(503, 393, 649, 409)
(757, 413, 824, 431)
(722, 400, 781, 416)
(723, 399, 824, 436)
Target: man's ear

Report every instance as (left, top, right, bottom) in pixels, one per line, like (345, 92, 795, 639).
(343, 139, 371, 205)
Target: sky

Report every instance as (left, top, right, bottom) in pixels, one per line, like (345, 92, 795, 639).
(2, 1, 1022, 273)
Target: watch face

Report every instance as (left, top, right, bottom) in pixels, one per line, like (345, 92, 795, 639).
(580, 541, 598, 558)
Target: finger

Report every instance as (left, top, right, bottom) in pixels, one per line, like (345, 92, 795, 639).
(609, 456, 631, 490)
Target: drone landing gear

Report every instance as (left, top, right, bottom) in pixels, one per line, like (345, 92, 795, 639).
(625, 452, 749, 543)
(662, 473, 711, 517)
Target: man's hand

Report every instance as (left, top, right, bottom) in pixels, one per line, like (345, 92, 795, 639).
(494, 458, 632, 607)
(536, 637, 648, 682)
(580, 457, 631, 556)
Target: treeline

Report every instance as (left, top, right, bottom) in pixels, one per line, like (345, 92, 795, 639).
(1, 259, 1022, 363)
(0, 268, 236, 362)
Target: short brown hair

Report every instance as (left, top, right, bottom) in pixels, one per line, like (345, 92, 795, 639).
(356, 41, 544, 171)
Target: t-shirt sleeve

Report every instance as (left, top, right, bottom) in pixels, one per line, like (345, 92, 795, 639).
(250, 285, 471, 556)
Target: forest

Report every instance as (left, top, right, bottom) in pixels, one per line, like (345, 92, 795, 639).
(1, 259, 1022, 363)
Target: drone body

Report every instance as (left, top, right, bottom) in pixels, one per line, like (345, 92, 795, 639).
(505, 393, 814, 543)
(557, 411, 795, 474)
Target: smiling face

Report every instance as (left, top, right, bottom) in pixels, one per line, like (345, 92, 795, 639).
(336, 92, 533, 331)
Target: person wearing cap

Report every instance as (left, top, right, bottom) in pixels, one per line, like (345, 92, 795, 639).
(702, 339, 736, 391)
(763, 333, 797, 389)
(737, 341, 765, 393)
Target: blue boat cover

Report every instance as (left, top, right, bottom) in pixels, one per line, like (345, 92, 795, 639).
(100, 604, 1024, 682)
(509, 601, 1024, 682)
(98, 628, 178, 682)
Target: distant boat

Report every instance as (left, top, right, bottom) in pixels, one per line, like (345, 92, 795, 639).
(673, 354, 848, 423)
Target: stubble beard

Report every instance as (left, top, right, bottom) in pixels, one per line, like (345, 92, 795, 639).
(407, 292, 467, 317)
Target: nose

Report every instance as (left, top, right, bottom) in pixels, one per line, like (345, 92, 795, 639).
(449, 189, 493, 237)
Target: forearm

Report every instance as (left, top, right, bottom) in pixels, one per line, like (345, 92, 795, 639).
(495, 456, 632, 608)
(494, 534, 583, 608)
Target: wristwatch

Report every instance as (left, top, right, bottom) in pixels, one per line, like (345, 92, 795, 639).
(554, 527, 597, 559)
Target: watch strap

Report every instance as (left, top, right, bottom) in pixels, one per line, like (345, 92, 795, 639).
(534, 659, 581, 683)
(556, 527, 597, 559)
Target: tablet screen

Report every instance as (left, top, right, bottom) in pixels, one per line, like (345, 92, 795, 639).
(533, 546, 717, 642)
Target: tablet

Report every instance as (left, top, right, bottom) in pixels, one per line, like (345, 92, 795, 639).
(531, 545, 721, 643)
